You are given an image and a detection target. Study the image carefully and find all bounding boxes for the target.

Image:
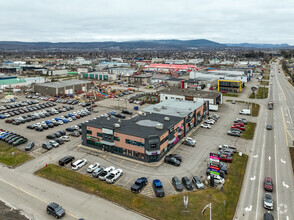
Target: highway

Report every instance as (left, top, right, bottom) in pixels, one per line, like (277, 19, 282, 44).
(235, 59, 294, 220)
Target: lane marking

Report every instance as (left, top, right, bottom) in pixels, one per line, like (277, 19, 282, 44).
(250, 176, 256, 181)
(245, 205, 252, 212)
(133, 164, 139, 169)
(141, 182, 151, 194)
(269, 156, 271, 161)
(281, 107, 289, 146)
(0, 177, 79, 219)
(274, 143, 280, 220)
(253, 155, 258, 158)
(282, 182, 289, 189)
(168, 181, 177, 194)
(281, 159, 286, 164)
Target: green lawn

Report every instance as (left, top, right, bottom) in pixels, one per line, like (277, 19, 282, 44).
(222, 93, 239, 97)
(242, 122, 257, 140)
(35, 155, 248, 220)
(263, 75, 270, 80)
(260, 81, 269, 86)
(0, 143, 33, 167)
(249, 87, 268, 99)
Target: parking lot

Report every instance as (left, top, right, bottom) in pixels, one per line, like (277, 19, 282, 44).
(1, 91, 256, 198)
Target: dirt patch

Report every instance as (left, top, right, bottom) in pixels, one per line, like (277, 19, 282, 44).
(0, 200, 28, 220)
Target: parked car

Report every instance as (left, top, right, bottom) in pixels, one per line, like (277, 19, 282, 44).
(46, 134, 57, 139)
(192, 176, 204, 189)
(234, 118, 247, 124)
(48, 140, 59, 148)
(58, 156, 75, 166)
(264, 177, 273, 192)
(204, 119, 215, 125)
(164, 156, 180, 166)
(218, 144, 237, 152)
(98, 166, 115, 180)
(114, 113, 126, 119)
(201, 123, 211, 129)
(219, 154, 233, 163)
(25, 142, 35, 151)
(182, 137, 196, 147)
(55, 138, 65, 145)
(46, 202, 65, 219)
(42, 142, 52, 150)
(264, 193, 274, 210)
(60, 136, 70, 142)
(167, 154, 182, 162)
(92, 166, 106, 178)
(172, 176, 183, 191)
(207, 175, 225, 184)
(153, 179, 165, 197)
(71, 159, 87, 170)
(182, 176, 193, 190)
(231, 125, 245, 131)
(131, 177, 148, 193)
(227, 130, 241, 137)
(105, 169, 123, 183)
(87, 163, 100, 173)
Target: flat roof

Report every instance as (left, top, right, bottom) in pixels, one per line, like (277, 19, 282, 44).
(143, 100, 203, 117)
(159, 88, 221, 99)
(146, 64, 198, 70)
(84, 112, 182, 138)
(36, 80, 90, 88)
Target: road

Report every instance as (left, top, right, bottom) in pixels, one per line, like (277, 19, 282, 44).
(235, 59, 294, 220)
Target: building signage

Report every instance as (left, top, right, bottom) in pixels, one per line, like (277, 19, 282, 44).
(102, 128, 113, 135)
(87, 136, 100, 142)
(209, 153, 220, 176)
(145, 150, 161, 156)
(168, 125, 174, 133)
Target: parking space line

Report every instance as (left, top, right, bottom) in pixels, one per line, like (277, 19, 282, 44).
(133, 163, 139, 169)
(123, 177, 133, 187)
(119, 160, 125, 164)
(114, 175, 125, 185)
(168, 181, 176, 194)
(141, 182, 151, 194)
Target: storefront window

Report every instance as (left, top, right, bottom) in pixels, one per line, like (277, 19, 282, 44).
(87, 130, 92, 134)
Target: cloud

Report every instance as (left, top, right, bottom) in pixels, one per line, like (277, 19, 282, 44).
(0, 0, 293, 44)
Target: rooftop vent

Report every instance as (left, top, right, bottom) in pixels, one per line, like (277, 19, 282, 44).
(114, 123, 120, 128)
(154, 107, 161, 111)
(162, 105, 167, 109)
(164, 117, 170, 121)
(156, 123, 164, 130)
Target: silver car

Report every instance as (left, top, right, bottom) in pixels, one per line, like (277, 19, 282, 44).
(264, 193, 274, 210)
(192, 176, 204, 189)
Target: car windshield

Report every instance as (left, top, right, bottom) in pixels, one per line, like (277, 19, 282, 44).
(54, 205, 62, 212)
(265, 194, 272, 202)
(265, 181, 272, 185)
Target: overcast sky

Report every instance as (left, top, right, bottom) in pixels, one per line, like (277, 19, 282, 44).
(1, 0, 293, 44)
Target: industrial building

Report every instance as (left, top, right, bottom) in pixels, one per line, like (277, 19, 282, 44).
(33, 80, 90, 96)
(159, 88, 222, 111)
(82, 72, 117, 81)
(82, 100, 208, 163)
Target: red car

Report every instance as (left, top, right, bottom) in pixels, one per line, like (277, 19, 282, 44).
(231, 125, 245, 131)
(264, 177, 273, 192)
(234, 122, 245, 127)
(219, 154, 233, 163)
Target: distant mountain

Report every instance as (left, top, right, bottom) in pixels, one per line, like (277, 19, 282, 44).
(226, 43, 293, 49)
(0, 39, 225, 51)
(0, 40, 292, 51)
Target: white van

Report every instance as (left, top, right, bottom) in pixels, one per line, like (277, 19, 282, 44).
(239, 109, 251, 115)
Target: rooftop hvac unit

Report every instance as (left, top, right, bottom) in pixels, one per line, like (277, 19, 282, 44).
(154, 107, 161, 111)
(114, 123, 120, 128)
(162, 105, 167, 109)
(164, 117, 170, 121)
(156, 123, 164, 130)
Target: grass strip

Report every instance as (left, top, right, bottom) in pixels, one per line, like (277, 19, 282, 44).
(241, 122, 256, 140)
(0, 143, 33, 167)
(249, 87, 268, 99)
(222, 93, 239, 97)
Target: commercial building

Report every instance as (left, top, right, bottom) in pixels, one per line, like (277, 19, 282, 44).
(33, 80, 90, 96)
(82, 72, 117, 81)
(159, 88, 222, 111)
(217, 79, 242, 93)
(82, 100, 208, 163)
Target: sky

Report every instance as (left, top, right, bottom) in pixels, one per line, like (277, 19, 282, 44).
(1, 0, 294, 44)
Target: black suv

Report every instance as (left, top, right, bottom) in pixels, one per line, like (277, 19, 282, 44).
(164, 156, 180, 167)
(46, 202, 65, 219)
(58, 156, 75, 166)
(182, 177, 193, 190)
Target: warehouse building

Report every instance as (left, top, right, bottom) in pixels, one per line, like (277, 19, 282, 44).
(33, 80, 90, 96)
(159, 88, 222, 111)
(82, 100, 208, 163)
